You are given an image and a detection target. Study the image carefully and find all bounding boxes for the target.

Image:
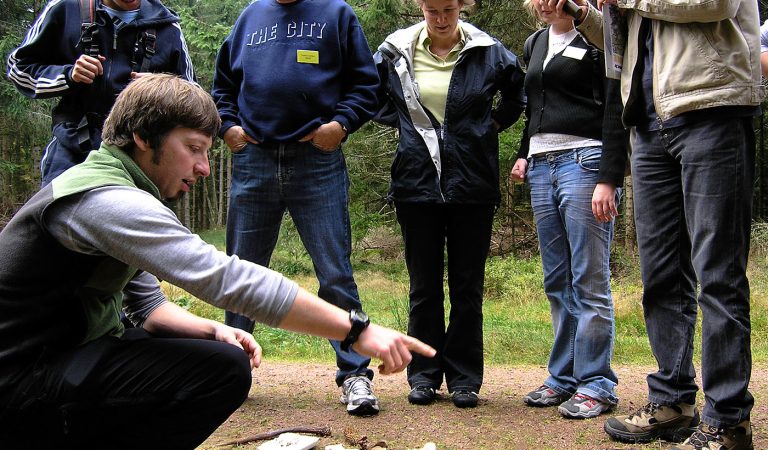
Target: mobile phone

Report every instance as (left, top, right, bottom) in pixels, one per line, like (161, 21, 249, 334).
(562, 0, 582, 19)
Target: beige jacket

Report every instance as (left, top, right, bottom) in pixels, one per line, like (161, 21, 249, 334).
(577, 0, 765, 123)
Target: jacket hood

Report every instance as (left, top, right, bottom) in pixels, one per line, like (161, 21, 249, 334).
(98, 0, 180, 27)
(381, 20, 496, 57)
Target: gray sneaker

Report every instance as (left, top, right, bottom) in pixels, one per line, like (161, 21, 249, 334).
(558, 393, 613, 419)
(523, 385, 570, 407)
(671, 421, 754, 450)
(340, 375, 379, 416)
(604, 401, 700, 443)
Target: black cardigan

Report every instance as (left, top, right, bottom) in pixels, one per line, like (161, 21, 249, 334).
(517, 28, 628, 187)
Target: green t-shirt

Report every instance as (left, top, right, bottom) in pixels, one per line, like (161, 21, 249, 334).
(413, 26, 466, 125)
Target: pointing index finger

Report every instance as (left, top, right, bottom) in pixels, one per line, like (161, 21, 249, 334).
(405, 336, 436, 357)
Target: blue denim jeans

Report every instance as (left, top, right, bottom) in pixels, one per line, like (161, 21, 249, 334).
(631, 117, 754, 428)
(527, 147, 619, 405)
(225, 141, 372, 386)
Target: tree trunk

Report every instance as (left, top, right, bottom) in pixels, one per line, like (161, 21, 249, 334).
(183, 192, 191, 229)
(623, 175, 636, 254)
(226, 151, 232, 225)
(218, 148, 225, 227)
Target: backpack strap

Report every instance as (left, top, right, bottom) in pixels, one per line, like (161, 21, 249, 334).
(132, 28, 157, 73)
(140, 28, 157, 72)
(79, 0, 95, 27)
(78, 0, 100, 58)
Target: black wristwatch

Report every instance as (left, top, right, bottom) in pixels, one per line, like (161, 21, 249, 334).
(341, 309, 370, 351)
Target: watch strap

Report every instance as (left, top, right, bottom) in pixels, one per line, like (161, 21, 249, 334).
(341, 309, 369, 351)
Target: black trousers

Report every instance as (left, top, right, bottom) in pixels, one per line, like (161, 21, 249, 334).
(0, 328, 252, 449)
(395, 202, 495, 393)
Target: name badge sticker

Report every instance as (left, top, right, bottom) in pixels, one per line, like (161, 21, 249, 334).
(562, 46, 587, 60)
(297, 50, 319, 64)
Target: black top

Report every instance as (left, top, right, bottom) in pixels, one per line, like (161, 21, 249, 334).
(518, 28, 628, 187)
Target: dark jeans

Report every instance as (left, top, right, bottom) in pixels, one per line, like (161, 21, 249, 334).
(0, 329, 252, 449)
(631, 116, 754, 428)
(225, 141, 371, 386)
(395, 202, 494, 393)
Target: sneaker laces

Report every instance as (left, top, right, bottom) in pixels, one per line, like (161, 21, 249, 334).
(629, 402, 660, 421)
(346, 377, 373, 396)
(533, 385, 555, 396)
(687, 424, 723, 447)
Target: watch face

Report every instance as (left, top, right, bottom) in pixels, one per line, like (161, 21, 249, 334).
(351, 309, 369, 324)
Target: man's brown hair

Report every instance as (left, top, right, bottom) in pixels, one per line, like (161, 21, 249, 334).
(102, 74, 221, 153)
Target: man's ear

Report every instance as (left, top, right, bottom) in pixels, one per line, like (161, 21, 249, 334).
(133, 132, 151, 153)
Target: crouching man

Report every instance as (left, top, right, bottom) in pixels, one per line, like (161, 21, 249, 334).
(0, 73, 434, 449)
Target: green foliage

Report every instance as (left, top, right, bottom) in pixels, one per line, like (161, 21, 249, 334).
(498, 119, 525, 163)
(196, 227, 227, 250)
(196, 218, 314, 277)
(164, 0, 250, 88)
(483, 255, 542, 301)
(345, 122, 399, 240)
(350, 0, 540, 54)
(169, 229, 768, 366)
(464, 0, 539, 54)
(350, 0, 420, 50)
(0, 1, 58, 212)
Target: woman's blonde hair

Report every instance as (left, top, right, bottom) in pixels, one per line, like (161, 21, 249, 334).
(522, 0, 539, 20)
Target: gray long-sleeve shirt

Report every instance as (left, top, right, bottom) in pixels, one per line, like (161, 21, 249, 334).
(46, 185, 298, 327)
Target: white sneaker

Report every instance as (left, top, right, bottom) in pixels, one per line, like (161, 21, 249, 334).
(340, 375, 380, 416)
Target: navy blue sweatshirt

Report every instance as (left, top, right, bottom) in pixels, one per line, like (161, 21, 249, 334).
(211, 0, 379, 142)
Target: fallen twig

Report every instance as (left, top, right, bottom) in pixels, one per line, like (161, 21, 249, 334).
(216, 425, 332, 447)
(343, 427, 387, 450)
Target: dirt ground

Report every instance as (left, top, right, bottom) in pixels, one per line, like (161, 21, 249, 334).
(200, 362, 767, 450)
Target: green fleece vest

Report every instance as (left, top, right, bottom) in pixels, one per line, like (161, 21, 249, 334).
(51, 144, 161, 344)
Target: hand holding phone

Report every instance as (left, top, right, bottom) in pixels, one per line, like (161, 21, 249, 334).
(562, 0, 582, 19)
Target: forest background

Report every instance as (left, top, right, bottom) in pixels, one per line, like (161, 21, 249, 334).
(5, 3, 768, 447)
(2, 0, 768, 367)
(5, 0, 768, 245)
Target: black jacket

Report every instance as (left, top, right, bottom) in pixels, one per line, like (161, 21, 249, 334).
(7, 0, 193, 149)
(518, 27, 628, 186)
(374, 21, 526, 205)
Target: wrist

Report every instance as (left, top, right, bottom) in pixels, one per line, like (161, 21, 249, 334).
(333, 120, 348, 137)
(340, 309, 369, 351)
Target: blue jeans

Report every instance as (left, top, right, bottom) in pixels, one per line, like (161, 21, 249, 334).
(631, 117, 754, 428)
(527, 147, 619, 404)
(225, 141, 372, 386)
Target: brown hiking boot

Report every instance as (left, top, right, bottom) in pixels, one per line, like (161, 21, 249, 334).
(604, 401, 700, 443)
(671, 421, 753, 450)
